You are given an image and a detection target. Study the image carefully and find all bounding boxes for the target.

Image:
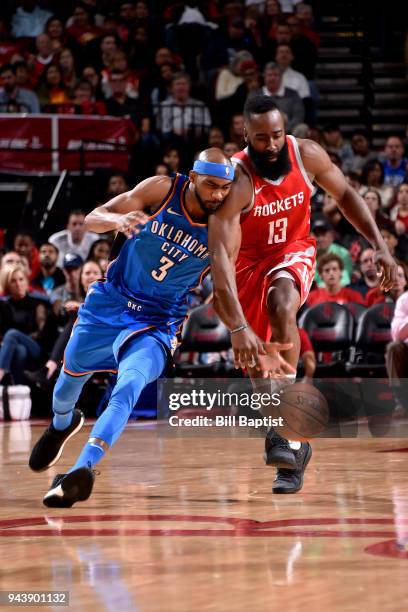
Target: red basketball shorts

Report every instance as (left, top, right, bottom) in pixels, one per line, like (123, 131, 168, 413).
(235, 238, 316, 342)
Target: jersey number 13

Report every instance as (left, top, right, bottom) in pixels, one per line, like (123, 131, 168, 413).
(268, 218, 288, 244)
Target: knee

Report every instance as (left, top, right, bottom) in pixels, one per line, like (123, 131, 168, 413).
(3, 328, 20, 343)
(267, 295, 297, 330)
(112, 368, 146, 407)
(386, 341, 406, 360)
(15, 345, 28, 361)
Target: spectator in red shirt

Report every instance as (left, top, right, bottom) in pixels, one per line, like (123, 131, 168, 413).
(298, 327, 316, 382)
(28, 33, 55, 88)
(66, 4, 101, 47)
(307, 253, 365, 307)
(45, 17, 69, 53)
(262, 0, 282, 42)
(296, 3, 320, 49)
(58, 48, 78, 94)
(13, 231, 40, 281)
(102, 50, 140, 100)
(36, 64, 69, 106)
(366, 261, 408, 306)
(72, 79, 107, 115)
(82, 65, 104, 99)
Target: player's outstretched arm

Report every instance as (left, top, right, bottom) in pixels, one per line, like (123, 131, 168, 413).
(208, 177, 267, 371)
(84, 175, 172, 237)
(300, 139, 397, 291)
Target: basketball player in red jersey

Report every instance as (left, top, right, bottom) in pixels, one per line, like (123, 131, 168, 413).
(209, 95, 397, 494)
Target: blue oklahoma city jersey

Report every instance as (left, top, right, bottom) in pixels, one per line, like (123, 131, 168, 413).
(107, 173, 209, 324)
(65, 174, 209, 375)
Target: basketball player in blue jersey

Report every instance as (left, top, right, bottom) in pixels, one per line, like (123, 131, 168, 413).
(29, 147, 292, 507)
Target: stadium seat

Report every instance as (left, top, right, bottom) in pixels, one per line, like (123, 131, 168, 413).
(180, 303, 231, 352)
(343, 301, 367, 327)
(298, 302, 354, 376)
(346, 302, 395, 376)
(175, 303, 234, 376)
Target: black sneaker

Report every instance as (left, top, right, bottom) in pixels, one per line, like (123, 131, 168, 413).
(29, 409, 84, 472)
(264, 430, 297, 469)
(43, 466, 95, 508)
(272, 442, 312, 494)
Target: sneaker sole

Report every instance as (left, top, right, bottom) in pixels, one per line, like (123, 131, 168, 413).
(272, 444, 313, 494)
(30, 412, 85, 473)
(43, 468, 94, 508)
(263, 451, 297, 470)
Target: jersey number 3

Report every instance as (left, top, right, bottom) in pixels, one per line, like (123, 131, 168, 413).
(151, 256, 175, 282)
(268, 218, 288, 244)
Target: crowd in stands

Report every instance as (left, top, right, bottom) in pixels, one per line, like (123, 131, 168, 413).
(0, 1, 407, 404)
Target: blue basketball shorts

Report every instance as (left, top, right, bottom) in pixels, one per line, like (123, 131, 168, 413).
(63, 281, 183, 376)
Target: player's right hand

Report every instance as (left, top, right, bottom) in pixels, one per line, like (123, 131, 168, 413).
(231, 327, 267, 371)
(116, 210, 149, 238)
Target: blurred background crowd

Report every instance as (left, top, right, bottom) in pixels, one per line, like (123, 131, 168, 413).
(0, 0, 407, 416)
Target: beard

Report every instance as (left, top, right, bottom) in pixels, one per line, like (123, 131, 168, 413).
(247, 140, 292, 181)
(194, 186, 223, 216)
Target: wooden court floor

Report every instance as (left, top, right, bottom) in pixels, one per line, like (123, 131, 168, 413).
(1, 420, 408, 612)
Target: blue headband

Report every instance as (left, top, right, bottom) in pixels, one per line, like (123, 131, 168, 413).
(193, 160, 234, 181)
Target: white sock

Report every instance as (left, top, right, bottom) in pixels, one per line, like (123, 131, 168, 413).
(289, 441, 301, 450)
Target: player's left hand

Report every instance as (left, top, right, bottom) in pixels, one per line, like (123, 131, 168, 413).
(375, 249, 398, 292)
(258, 342, 296, 378)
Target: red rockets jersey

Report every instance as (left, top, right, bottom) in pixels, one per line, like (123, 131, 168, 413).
(232, 135, 314, 260)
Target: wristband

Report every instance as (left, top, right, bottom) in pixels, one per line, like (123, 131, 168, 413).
(230, 323, 248, 334)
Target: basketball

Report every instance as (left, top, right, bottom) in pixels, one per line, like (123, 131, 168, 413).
(271, 382, 329, 441)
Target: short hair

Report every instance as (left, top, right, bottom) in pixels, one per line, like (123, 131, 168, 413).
(386, 134, 404, 145)
(0, 63, 15, 75)
(317, 252, 344, 274)
(243, 94, 280, 119)
(346, 171, 362, 184)
(39, 241, 59, 255)
(275, 43, 293, 52)
(264, 61, 282, 74)
(351, 129, 370, 141)
(75, 79, 92, 91)
(12, 60, 27, 71)
(69, 209, 85, 218)
(171, 71, 191, 84)
(14, 229, 34, 241)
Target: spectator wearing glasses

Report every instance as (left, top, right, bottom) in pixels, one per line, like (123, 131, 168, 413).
(349, 248, 380, 298)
